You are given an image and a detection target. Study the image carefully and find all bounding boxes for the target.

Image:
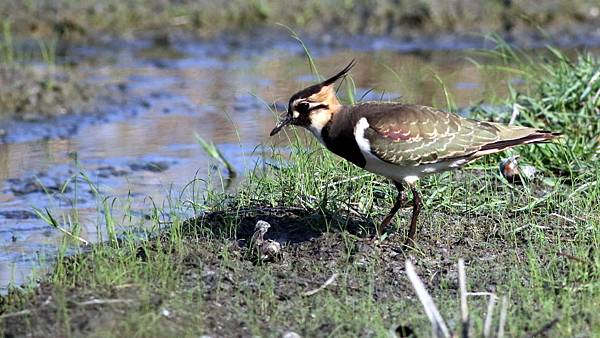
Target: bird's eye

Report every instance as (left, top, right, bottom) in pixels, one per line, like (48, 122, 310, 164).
(296, 102, 310, 114)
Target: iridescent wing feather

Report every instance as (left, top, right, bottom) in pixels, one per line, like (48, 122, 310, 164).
(355, 103, 555, 166)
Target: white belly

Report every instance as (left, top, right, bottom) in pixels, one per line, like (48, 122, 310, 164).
(363, 157, 455, 184)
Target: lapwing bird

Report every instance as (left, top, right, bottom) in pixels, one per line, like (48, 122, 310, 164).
(270, 61, 560, 245)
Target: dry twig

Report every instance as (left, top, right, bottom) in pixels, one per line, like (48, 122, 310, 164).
(497, 296, 509, 338)
(0, 309, 31, 319)
(301, 273, 338, 297)
(524, 318, 560, 338)
(550, 213, 576, 224)
(39, 208, 90, 245)
(509, 103, 521, 125)
(483, 293, 497, 338)
(75, 298, 136, 306)
(458, 259, 469, 338)
(405, 260, 451, 338)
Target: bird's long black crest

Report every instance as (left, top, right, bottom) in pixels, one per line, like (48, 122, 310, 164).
(287, 59, 357, 103)
(321, 59, 356, 87)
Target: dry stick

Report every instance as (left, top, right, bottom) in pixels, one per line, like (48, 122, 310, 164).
(458, 259, 469, 338)
(497, 296, 509, 338)
(549, 212, 577, 225)
(467, 292, 496, 297)
(405, 260, 451, 338)
(0, 309, 31, 320)
(524, 317, 560, 338)
(75, 298, 136, 306)
(557, 252, 590, 264)
(301, 273, 338, 297)
(51, 223, 90, 245)
(482, 293, 497, 338)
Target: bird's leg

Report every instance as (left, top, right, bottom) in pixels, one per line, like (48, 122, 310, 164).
(376, 181, 405, 236)
(405, 184, 422, 246)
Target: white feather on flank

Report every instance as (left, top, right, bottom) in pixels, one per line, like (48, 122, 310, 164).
(354, 118, 373, 156)
(450, 159, 468, 168)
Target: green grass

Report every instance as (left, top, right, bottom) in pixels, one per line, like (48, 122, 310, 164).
(469, 40, 600, 175)
(0, 46, 599, 337)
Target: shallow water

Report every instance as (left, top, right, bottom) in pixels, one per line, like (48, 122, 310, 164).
(0, 37, 595, 290)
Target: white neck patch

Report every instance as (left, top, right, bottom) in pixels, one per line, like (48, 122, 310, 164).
(305, 108, 332, 145)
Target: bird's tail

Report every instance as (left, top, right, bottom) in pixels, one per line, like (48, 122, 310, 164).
(475, 124, 561, 156)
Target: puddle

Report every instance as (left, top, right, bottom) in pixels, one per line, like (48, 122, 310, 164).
(0, 36, 597, 291)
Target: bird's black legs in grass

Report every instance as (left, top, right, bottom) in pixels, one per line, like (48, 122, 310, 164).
(406, 184, 421, 245)
(377, 181, 405, 236)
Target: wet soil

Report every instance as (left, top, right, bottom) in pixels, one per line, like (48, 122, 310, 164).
(0, 203, 589, 337)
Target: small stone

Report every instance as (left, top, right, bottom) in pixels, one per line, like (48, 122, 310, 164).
(260, 240, 282, 259)
(282, 332, 302, 338)
(521, 165, 537, 180)
(160, 308, 171, 317)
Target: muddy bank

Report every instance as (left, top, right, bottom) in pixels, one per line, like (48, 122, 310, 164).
(0, 87, 164, 144)
(0, 67, 99, 120)
(0, 203, 594, 337)
(3, 0, 599, 43)
(0, 64, 130, 141)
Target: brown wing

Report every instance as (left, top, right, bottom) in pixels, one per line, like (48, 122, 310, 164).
(354, 103, 550, 166)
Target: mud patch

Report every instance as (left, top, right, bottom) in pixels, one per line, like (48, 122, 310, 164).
(0, 67, 98, 122)
(0, 210, 38, 220)
(129, 161, 173, 173)
(95, 166, 129, 178)
(6, 174, 72, 196)
(0, 87, 153, 144)
(1, 204, 592, 337)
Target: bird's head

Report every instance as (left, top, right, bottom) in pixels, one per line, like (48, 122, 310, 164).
(270, 60, 355, 137)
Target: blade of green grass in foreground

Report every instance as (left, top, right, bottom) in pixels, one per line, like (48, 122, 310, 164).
(195, 133, 237, 179)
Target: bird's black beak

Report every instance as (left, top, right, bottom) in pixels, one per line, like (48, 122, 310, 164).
(269, 114, 293, 136)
